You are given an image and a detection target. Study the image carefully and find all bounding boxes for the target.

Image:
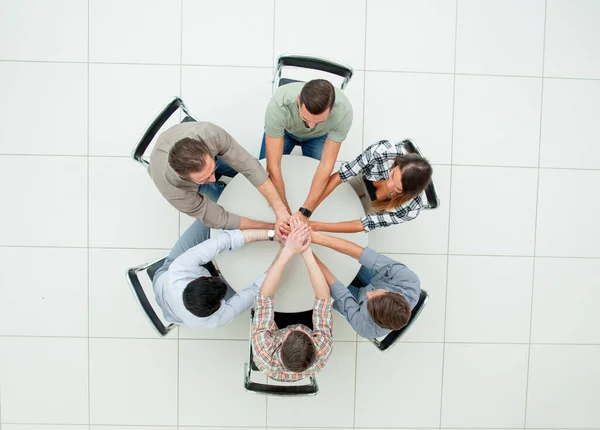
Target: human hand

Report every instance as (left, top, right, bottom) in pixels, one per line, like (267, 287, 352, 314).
(283, 221, 312, 254)
(275, 212, 291, 239)
(291, 210, 309, 226)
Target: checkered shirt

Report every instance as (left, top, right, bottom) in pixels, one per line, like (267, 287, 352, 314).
(251, 294, 333, 382)
(338, 139, 424, 232)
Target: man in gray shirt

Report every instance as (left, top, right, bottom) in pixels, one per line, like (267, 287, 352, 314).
(311, 232, 420, 339)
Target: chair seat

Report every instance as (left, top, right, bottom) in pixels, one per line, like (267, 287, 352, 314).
(278, 77, 302, 87)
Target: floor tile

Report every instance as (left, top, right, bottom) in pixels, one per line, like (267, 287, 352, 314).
(182, 0, 273, 67)
(366, 0, 456, 73)
(531, 257, 600, 344)
(0, 62, 87, 155)
(0, 155, 87, 247)
(449, 166, 538, 256)
(179, 308, 251, 340)
(0, 0, 87, 61)
(364, 71, 454, 165)
(384, 253, 448, 343)
(274, 0, 366, 69)
(89, 64, 181, 156)
(526, 345, 600, 428)
(0, 337, 88, 424)
(536, 169, 600, 257)
(446, 256, 534, 343)
(179, 340, 266, 426)
(267, 343, 356, 428)
(182, 66, 272, 157)
(0, 247, 87, 337)
(2, 426, 88, 430)
(545, 0, 600, 79)
(89, 157, 179, 249)
(89, 0, 181, 64)
(540, 78, 600, 169)
(441, 343, 529, 428)
(453, 75, 542, 167)
(455, 0, 545, 76)
(94, 427, 175, 430)
(89, 248, 175, 338)
(89, 338, 178, 425)
(337, 70, 365, 161)
(368, 165, 451, 255)
(355, 342, 443, 427)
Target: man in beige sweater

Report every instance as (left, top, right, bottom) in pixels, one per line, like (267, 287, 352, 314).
(149, 121, 289, 231)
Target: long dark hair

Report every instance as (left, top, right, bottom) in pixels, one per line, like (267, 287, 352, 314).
(370, 154, 432, 212)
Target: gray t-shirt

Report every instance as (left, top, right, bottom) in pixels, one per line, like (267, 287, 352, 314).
(264, 82, 353, 143)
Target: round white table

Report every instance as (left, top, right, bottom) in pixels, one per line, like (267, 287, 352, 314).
(214, 156, 367, 313)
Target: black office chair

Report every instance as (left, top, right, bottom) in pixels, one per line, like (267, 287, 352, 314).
(401, 139, 440, 210)
(131, 96, 198, 169)
(273, 54, 353, 90)
(369, 289, 429, 352)
(244, 309, 319, 396)
(126, 256, 221, 337)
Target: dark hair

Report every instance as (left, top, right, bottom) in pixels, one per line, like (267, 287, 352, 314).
(299, 79, 336, 115)
(280, 330, 316, 372)
(168, 137, 211, 176)
(367, 291, 411, 330)
(370, 154, 433, 212)
(182, 276, 228, 317)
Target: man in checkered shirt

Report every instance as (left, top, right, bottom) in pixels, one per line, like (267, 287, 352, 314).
(251, 218, 333, 382)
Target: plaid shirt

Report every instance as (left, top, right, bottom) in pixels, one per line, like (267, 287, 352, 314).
(251, 294, 334, 382)
(338, 139, 424, 232)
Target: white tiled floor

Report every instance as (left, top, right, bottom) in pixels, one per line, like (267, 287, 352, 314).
(1, 1, 600, 429)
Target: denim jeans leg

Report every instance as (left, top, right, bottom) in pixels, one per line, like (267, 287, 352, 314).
(347, 285, 360, 300)
(197, 181, 225, 203)
(214, 157, 238, 180)
(259, 132, 298, 160)
(300, 134, 328, 161)
(356, 265, 375, 287)
(167, 219, 211, 262)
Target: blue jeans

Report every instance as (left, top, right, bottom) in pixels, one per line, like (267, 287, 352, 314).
(259, 130, 327, 161)
(347, 265, 375, 300)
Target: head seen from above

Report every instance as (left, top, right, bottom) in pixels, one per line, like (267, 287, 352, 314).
(280, 329, 316, 373)
(168, 137, 217, 184)
(297, 79, 336, 129)
(371, 154, 433, 212)
(183, 276, 228, 318)
(366, 290, 411, 331)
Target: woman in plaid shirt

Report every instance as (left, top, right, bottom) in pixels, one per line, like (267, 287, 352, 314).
(309, 140, 433, 233)
(251, 217, 334, 382)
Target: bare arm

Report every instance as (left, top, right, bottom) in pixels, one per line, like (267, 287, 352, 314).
(265, 134, 291, 212)
(310, 220, 364, 234)
(301, 250, 330, 299)
(239, 217, 275, 230)
(312, 254, 338, 287)
(314, 172, 343, 209)
(311, 231, 364, 260)
(259, 248, 294, 297)
(299, 138, 342, 213)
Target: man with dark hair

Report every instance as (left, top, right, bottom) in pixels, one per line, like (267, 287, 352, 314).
(310, 232, 420, 339)
(261, 79, 353, 226)
(252, 218, 333, 381)
(149, 121, 289, 233)
(152, 219, 280, 328)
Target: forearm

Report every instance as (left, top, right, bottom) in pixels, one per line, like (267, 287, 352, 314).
(260, 249, 293, 297)
(241, 229, 269, 244)
(311, 232, 364, 260)
(302, 251, 330, 299)
(301, 164, 332, 211)
(311, 220, 364, 234)
(257, 178, 289, 216)
(313, 254, 338, 286)
(239, 217, 275, 230)
(314, 172, 342, 209)
(267, 167, 291, 211)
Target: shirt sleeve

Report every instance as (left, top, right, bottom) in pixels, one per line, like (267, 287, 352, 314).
(327, 106, 353, 143)
(251, 293, 278, 371)
(360, 198, 422, 232)
(338, 140, 384, 182)
(169, 230, 245, 273)
(264, 98, 287, 138)
(211, 274, 267, 328)
(329, 281, 389, 339)
(311, 297, 334, 371)
(211, 123, 268, 188)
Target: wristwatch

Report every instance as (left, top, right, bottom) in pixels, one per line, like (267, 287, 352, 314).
(267, 229, 276, 241)
(298, 207, 313, 218)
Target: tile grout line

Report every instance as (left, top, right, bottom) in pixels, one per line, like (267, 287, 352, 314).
(438, 0, 460, 426)
(523, 1, 548, 428)
(86, 0, 91, 426)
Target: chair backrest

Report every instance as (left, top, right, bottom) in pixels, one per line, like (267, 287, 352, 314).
(126, 256, 175, 337)
(244, 310, 319, 395)
(401, 139, 440, 210)
(273, 54, 353, 90)
(131, 96, 197, 169)
(370, 289, 429, 352)
(126, 256, 222, 337)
